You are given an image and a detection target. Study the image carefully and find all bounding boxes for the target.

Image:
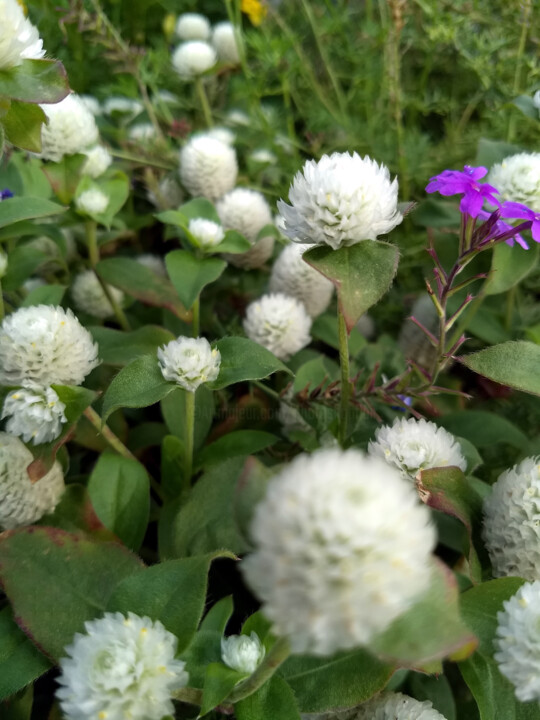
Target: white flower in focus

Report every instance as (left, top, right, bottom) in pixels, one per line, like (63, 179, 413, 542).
(175, 12, 211, 41)
(0, 432, 64, 529)
(244, 293, 312, 360)
(180, 135, 238, 201)
(0, 305, 99, 386)
(0, 0, 45, 69)
(103, 97, 143, 117)
(488, 153, 540, 213)
(76, 188, 109, 215)
(0, 249, 7, 278)
(277, 152, 403, 249)
(241, 449, 435, 655)
(205, 126, 236, 146)
(172, 41, 217, 79)
(79, 95, 102, 116)
(2, 386, 67, 445)
(212, 22, 240, 64)
(217, 188, 275, 268)
(368, 417, 466, 481)
(221, 633, 265, 674)
(269, 243, 334, 318)
(250, 149, 277, 164)
(354, 692, 448, 719)
(82, 145, 112, 179)
(483, 457, 540, 580)
(39, 94, 99, 162)
(158, 336, 221, 392)
(56, 611, 189, 720)
(136, 254, 167, 277)
(495, 581, 540, 702)
(188, 218, 225, 249)
(71, 270, 123, 320)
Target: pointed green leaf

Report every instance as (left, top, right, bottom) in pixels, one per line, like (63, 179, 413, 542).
(2, 101, 46, 153)
(20, 283, 66, 307)
(202, 663, 244, 716)
(486, 242, 539, 296)
(200, 596, 234, 634)
(459, 341, 540, 397)
(41, 154, 86, 204)
(39, 484, 117, 541)
(194, 430, 278, 470)
(0, 197, 66, 229)
(0, 60, 69, 104)
(165, 249, 226, 309)
(235, 676, 301, 720)
(210, 337, 292, 390)
(89, 325, 175, 366)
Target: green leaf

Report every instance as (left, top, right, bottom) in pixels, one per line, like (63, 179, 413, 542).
(215, 230, 252, 254)
(20, 283, 66, 307)
(2, 685, 34, 719)
(211, 337, 292, 390)
(474, 138, 522, 167)
(412, 198, 461, 228)
(53, 385, 97, 425)
(87, 452, 150, 551)
(2, 101, 46, 153)
(195, 430, 278, 470)
(0, 607, 52, 701)
(2, 246, 48, 290)
(158, 197, 220, 225)
(235, 676, 301, 720)
(438, 411, 528, 450)
(201, 663, 244, 716)
(485, 242, 539, 296)
(512, 94, 540, 120)
(0, 60, 69, 104)
(160, 434, 187, 501)
(89, 325, 175, 366)
(39, 484, 117, 541)
(233, 457, 275, 547)
(0, 197, 66, 229)
(180, 628, 223, 688)
(311, 313, 367, 354)
(41, 154, 86, 204)
(460, 342, 540, 397)
(304, 241, 399, 332)
(409, 673, 456, 720)
(0, 527, 143, 661)
(200, 596, 234, 634)
(102, 353, 175, 422)
(165, 249, 226, 309)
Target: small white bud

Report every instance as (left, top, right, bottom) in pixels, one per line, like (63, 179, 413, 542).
(76, 188, 110, 215)
(221, 633, 265, 674)
(188, 218, 225, 249)
(158, 336, 221, 392)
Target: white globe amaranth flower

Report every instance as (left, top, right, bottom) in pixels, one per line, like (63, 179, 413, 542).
(172, 40, 217, 79)
(488, 153, 540, 213)
(2, 385, 67, 445)
(226, 109, 250, 126)
(368, 417, 466, 481)
(495, 580, 540, 702)
(128, 122, 157, 143)
(0, 249, 7, 278)
(217, 188, 275, 268)
(353, 692, 448, 719)
(175, 12, 211, 41)
(0, 432, 64, 529)
(0, 0, 45, 69)
(221, 632, 265, 674)
(180, 135, 238, 202)
(79, 95, 102, 116)
(147, 174, 183, 210)
(136, 254, 167, 277)
(250, 148, 277, 164)
(82, 145, 112, 179)
(103, 96, 143, 117)
(0, 305, 99, 386)
(205, 126, 236, 146)
(71, 270, 124, 320)
(244, 293, 312, 361)
(188, 218, 225, 249)
(483, 457, 540, 580)
(241, 449, 436, 656)
(39, 94, 99, 163)
(56, 611, 189, 720)
(269, 242, 334, 318)
(277, 152, 403, 249)
(158, 336, 221, 392)
(212, 21, 240, 65)
(76, 188, 110, 215)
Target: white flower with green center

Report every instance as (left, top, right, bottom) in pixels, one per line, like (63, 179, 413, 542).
(188, 218, 225, 249)
(0, 0, 45, 69)
(82, 145, 112, 178)
(488, 153, 540, 212)
(243, 293, 312, 360)
(39, 94, 99, 162)
(217, 188, 275, 268)
(221, 632, 265, 674)
(2, 385, 67, 445)
(71, 270, 124, 320)
(180, 135, 238, 201)
(158, 336, 221, 392)
(172, 40, 217, 79)
(175, 12, 211, 41)
(56, 611, 189, 720)
(76, 188, 109, 215)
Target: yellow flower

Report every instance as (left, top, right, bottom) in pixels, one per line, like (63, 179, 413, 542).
(241, 0, 267, 26)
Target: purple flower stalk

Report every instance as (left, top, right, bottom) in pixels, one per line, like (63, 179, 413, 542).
(500, 202, 540, 243)
(477, 209, 529, 250)
(426, 165, 500, 218)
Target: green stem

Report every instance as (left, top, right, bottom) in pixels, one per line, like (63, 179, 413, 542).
(252, 379, 282, 402)
(507, 0, 532, 142)
(191, 297, 200, 337)
(338, 307, 351, 447)
(505, 285, 517, 332)
(0, 279, 4, 322)
(227, 637, 291, 704)
(96, 273, 131, 331)
(386, 1, 409, 199)
(195, 78, 213, 128)
(184, 390, 195, 483)
(110, 150, 176, 171)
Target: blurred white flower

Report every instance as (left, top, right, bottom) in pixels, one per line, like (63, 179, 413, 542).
(212, 21, 240, 65)
(136, 254, 167, 277)
(495, 581, 540, 702)
(128, 123, 157, 143)
(103, 97, 143, 117)
(269, 242, 334, 318)
(71, 270, 123, 320)
(368, 417, 466, 481)
(243, 293, 312, 360)
(147, 174, 183, 210)
(205, 126, 236, 146)
(76, 188, 109, 215)
(79, 95, 102, 116)
(242, 448, 435, 655)
(172, 41, 217, 79)
(39, 94, 99, 162)
(180, 135, 238, 201)
(226, 109, 250, 126)
(217, 188, 275, 268)
(0, 305, 99, 386)
(0, 432, 64, 529)
(0, 0, 45, 69)
(175, 12, 211, 41)
(158, 336, 221, 392)
(250, 149, 277, 164)
(278, 152, 403, 249)
(2, 385, 67, 445)
(188, 218, 225, 249)
(0, 249, 7, 278)
(221, 633, 265, 674)
(354, 692, 448, 719)
(483, 457, 540, 580)
(533, 90, 540, 110)
(22, 277, 45, 294)
(488, 153, 540, 213)
(82, 145, 112, 179)
(57, 611, 189, 720)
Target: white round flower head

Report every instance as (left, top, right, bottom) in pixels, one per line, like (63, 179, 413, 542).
(0, 432, 64, 529)
(221, 632, 265, 674)
(172, 41, 217, 79)
(243, 293, 312, 361)
(227, 109, 250, 126)
(188, 218, 225, 249)
(242, 449, 435, 655)
(495, 580, 540, 702)
(82, 145, 112, 179)
(76, 188, 109, 215)
(103, 97, 143, 117)
(533, 90, 540, 110)
(56, 611, 189, 720)
(175, 12, 211, 41)
(212, 21, 240, 64)
(269, 242, 334, 318)
(0, 305, 99, 386)
(71, 270, 124, 320)
(2, 385, 67, 445)
(147, 174, 183, 210)
(250, 149, 277, 165)
(0, 249, 7, 278)
(368, 417, 466, 481)
(277, 152, 403, 249)
(79, 95, 102, 116)
(158, 336, 221, 392)
(354, 692, 448, 719)
(39, 94, 99, 162)
(488, 153, 540, 213)
(0, 0, 45, 69)
(217, 188, 275, 268)
(483, 457, 540, 580)
(205, 126, 236, 146)
(136, 253, 167, 277)
(128, 122, 156, 143)
(180, 135, 238, 202)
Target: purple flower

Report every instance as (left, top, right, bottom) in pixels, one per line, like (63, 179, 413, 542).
(500, 202, 540, 243)
(0, 189, 13, 201)
(426, 165, 500, 218)
(477, 209, 529, 250)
